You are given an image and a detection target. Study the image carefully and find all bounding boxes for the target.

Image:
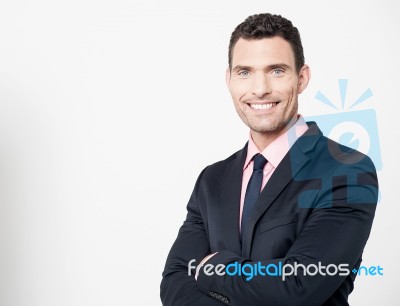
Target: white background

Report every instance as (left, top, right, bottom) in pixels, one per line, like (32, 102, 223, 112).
(0, 0, 398, 305)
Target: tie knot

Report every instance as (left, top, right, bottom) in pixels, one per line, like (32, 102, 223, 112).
(253, 154, 267, 171)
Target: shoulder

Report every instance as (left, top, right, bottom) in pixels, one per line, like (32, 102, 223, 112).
(208, 148, 244, 170)
(297, 121, 377, 173)
(196, 146, 246, 184)
(316, 134, 377, 174)
(295, 126, 378, 206)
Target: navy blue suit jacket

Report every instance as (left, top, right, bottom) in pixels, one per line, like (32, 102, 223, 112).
(161, 122, 378, 306)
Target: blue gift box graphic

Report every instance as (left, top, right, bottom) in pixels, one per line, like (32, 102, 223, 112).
(289, 79, 381, 208)
(306, 109, 382, 171)
(307, 79, 381, 171)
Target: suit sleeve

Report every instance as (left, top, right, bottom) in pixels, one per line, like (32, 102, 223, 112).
(160, 167, 222, 306)
(196, 159, 378, 306)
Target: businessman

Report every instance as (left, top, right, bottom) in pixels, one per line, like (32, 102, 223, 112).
(161, 13, 378, 306)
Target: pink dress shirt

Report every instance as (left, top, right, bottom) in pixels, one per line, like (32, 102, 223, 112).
(195, 116, 309, 277)
(239, 115, 309, 229)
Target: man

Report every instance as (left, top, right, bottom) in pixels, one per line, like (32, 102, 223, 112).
(161, 13, 378, 306)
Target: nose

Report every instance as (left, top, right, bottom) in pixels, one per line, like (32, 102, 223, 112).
(251, 73, 272, 98)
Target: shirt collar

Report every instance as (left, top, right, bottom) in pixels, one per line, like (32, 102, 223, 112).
(243, 115, 309, 170)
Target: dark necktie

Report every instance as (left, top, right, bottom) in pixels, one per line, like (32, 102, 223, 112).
(241, 153, 267, 238)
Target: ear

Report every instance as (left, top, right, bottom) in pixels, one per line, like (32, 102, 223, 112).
(297, 64, 311, 94)
(225, 67, 231, 88)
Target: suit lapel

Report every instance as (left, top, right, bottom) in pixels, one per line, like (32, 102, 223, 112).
(217, 144, 247, 255)
(241, 123, 323, 257)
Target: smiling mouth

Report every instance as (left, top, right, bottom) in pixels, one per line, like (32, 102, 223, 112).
(248, 102, 279, 110)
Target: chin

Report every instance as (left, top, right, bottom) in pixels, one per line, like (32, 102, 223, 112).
(249, 121, 283, 134)
(252, 126, 280, 134)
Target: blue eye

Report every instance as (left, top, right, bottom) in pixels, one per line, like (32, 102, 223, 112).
(272, 69, 284, 75)
(238, 70, 250, 77)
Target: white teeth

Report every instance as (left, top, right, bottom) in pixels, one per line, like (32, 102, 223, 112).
(250, 103, 276, 110)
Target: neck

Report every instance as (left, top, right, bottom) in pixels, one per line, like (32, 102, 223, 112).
(251, 116, 298, 152)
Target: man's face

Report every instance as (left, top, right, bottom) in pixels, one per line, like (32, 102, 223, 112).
(227, 37, 309, 135)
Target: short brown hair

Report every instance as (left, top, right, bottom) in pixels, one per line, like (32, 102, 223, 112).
(229, 13, 305, 72)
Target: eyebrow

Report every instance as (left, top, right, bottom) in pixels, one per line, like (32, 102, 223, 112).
(232, 63, 292, 72)
(232, 65, 253, 72)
